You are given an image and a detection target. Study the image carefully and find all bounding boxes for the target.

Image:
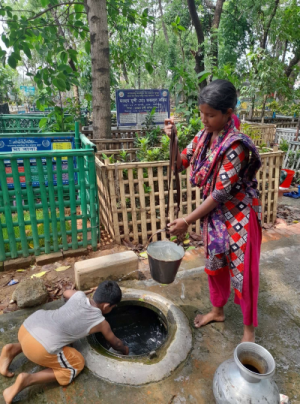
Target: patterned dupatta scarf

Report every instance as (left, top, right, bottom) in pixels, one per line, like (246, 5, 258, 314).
(190, 118, 262, 279)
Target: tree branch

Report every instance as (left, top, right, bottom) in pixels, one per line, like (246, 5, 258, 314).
(285, 47, 300, 78)
(187, 0, 205, 44)
(260, 0, 280, 49)
(27, 2, 84, 21)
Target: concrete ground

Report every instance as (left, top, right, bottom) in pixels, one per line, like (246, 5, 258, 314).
(1, 227, 300, 403)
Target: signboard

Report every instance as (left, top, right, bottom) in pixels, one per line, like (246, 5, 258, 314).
(20, 86, 36, 96)
(116, 89, 170, 127)
(0, 136, 76, 189)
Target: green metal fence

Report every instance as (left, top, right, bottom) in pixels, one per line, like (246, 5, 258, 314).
(0, 123, 99, 261)
(0, 114, 87, 133)
(0, 114, 45, 133)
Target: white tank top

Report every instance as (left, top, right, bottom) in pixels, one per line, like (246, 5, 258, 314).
(23, 291, 105, 354)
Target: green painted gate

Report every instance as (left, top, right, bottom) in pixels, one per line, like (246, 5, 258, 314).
(0, 123, 99, 261)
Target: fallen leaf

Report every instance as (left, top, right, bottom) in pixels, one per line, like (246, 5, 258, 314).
(138, 298, 144, 302)
(170, 236, 177, 241)
(16, 269, 26, 272)
(31, 271, 47, 279)
(183, 239, 190, 245)
(186, 246, 196, 251)
(139, 252, 148, 259)
(293, 220, 299, 223)
(55, 266, 70, 272)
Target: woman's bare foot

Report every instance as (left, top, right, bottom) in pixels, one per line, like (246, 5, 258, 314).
(241, 325, 255, 342)
(3, 373, 28, 404)
(194, 307, 225, 328)
(0, 344, 22, 377)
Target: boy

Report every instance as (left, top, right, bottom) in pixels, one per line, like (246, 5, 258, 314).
(0, 280, 128, 404)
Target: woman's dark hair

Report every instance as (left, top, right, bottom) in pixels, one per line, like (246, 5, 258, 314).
(198, 79, 237, 114)
(93, 280, 122, 306)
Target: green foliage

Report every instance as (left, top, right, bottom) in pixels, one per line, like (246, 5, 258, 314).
(279, 139, 289, 153)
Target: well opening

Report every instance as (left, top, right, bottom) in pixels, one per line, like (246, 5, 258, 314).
(88, 300, 169, 358)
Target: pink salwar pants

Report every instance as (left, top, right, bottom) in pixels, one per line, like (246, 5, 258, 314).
(208, 208, 261, 327)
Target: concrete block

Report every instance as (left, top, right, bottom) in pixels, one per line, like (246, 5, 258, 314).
(74, 251, 138, 290)
(4, 256, 33, 271)
(35, 252, 63, 266)
(63, 248, 88, 259)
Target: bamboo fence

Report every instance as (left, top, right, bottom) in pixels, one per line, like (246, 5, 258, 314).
(241, 122, 277, 146)
(96, 151, 284, 245)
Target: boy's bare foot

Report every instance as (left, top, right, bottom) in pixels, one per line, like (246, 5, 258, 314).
(194, 307, 225, 328)
(0, 344, 22, 377)
(241, 325, 255, 343)
(3, 373, 28, 404)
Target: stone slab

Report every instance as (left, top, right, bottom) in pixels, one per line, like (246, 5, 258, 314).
(74, 251, 138, 290)
(35, 252, 63, 265)
(63, 248, 88, 258)
(3, 256, 33, 271)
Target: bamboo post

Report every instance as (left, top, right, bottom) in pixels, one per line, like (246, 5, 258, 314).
(118, 168, 129, 240)
(137, 167, 147, 245)
(128, 168, 138, 242)
(147, 167, 157, 242)
(11, 159, 29, 257)
(108, 168, 121, 243)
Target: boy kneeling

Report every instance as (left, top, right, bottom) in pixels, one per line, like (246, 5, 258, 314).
(0, 280, 128, 404)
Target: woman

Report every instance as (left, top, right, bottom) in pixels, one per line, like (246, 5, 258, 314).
(165, 80, 262, 342)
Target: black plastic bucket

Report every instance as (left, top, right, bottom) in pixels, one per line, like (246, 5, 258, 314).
(147, 240, 185, 284)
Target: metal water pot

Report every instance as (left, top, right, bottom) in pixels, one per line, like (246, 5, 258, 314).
(213, 342, 280, 404)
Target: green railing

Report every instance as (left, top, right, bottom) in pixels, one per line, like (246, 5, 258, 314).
(0, 122, 99, 261)
(0, 114, 45, 133)
(0, 114, 87, 133)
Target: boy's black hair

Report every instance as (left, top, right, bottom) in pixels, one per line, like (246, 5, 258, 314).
(93, 280, 122, 306)
(198, 79, 237, 114)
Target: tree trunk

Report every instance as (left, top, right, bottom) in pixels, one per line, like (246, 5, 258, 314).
(261, 95, 267, 123)
(249, 96, 255, 120)
(211, 0, 225, 67)
(187, 0, 207, 90)
(122, 62, 129, 84)
(282, 40, 288, 64)
(158, 0, 169, 44)
(260, 0, 280, 49)
(285, 48, 300, 78)
(85, 0, 111, 139)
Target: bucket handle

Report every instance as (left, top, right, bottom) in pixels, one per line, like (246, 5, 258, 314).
(146, 227, 167, 248)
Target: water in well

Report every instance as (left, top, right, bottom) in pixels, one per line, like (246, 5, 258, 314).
(93, 303, 168, 356)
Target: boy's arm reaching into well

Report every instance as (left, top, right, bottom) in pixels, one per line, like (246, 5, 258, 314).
(90, 320, 129, 355)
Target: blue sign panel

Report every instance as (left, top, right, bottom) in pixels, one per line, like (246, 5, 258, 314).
(0, 137, 76, 189)
(116, 89, 170, 127)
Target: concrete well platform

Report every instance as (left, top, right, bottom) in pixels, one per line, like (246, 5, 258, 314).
(1, 231, 300, 404)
